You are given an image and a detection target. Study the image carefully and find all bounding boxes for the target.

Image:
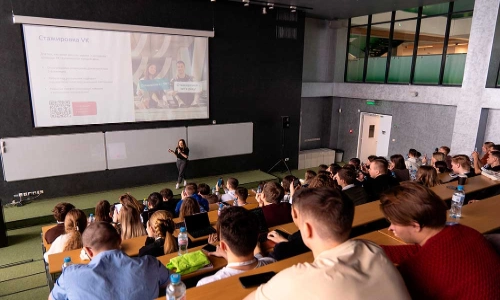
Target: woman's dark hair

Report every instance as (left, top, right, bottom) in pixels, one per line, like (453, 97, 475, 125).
(178, 139, 187, 149)
(434, 161, 449, 173)
(160, 188, 174, 200)
(179, 197, 201, 221)
(282, 175, 297, 193)
(390, 154, 406, 170)
(147, 192, 163, 209)
(95, 200, 112, 223)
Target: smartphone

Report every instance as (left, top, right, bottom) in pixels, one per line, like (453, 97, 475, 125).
(202, 244, 217, 252)
(292, 178, 300, 188)
(273, 229, 290, 240)
(446, 185, 457, 190)
(256, 185, 263, 193)
(114, 203, 123, 213)
(217, 178, 223, 187)
(239, 271, 276, 288)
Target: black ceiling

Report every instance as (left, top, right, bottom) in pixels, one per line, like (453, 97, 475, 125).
(257, 0, 453, 19)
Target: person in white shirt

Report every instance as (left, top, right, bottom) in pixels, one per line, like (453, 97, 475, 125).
(196, 207, 275, 286)
(244, 187, 410, 300)
(220, 177, 239, 202)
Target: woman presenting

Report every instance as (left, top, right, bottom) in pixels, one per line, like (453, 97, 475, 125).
(169, 139, 189, 189)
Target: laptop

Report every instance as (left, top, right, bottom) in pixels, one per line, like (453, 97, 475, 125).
(183, 213, 217, 238)
(249, 208, 270, 243)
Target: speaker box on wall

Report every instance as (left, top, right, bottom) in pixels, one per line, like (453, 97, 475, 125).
(282, 116, 290, 128)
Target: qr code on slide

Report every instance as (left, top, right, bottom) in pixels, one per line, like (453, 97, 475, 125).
(49, 101, 72, 118)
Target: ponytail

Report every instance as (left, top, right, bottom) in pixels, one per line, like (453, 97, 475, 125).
(154, 218, 178, 255)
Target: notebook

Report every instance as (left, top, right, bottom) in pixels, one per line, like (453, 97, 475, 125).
(184, 213, 216, 238)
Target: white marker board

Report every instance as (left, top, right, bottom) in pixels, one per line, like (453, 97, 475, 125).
(105, 127, 186, 170)
(1, 133, 106, 181)
(187, 123, 253, 160)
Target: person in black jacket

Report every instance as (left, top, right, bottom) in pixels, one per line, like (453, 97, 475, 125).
(139, 210, 178, 257)
(363, 158, 399, 202)
(267, 230, 309, 261)
(337, 168, 368, 206)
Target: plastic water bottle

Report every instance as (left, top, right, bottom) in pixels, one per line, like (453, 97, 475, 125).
(450, 185, 465, 219)
(62, 257, 73, 272)
(166, 273, 186, 300)
(178, 227, 188, 256)
(88, 213, 95, 223)
(218, 203, 224, 216)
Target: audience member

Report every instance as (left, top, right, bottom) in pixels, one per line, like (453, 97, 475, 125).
(308, 174, 336, 189)
(405, 148, 422, 171)
(244, 187, 410, 300)
(175, 184, 209, 216)
(197, 207, 275, 286)
(318, 164, 328, 172)
(380, 182, 500, 299)
(49, 222, 171, 300)
(361, 155, 377, 174)
(363, 159, 399, 202)
(198, 183, 218, 204)
(178, 197, 201, 221)
(449, 155, 476, 180)
(114, 194, 147, 240)
(434, 160, 449, 174)
(281, 175, 296, 203)
(256, 181, 292, 227)
(438, 146, 452, 169)
(389, 154, 410, 182)
(235, 187, 249, 206)
(431, 152, 446, 166)
(45, 202, 76, 244)
(336, 168, 368, 206)
(303, 170, 316, 187)
(139, 210, 177, 257)
(159, 188, 179, 216)
(472, 142, 495, 173)
(44, 209, 87, 263)
(480, 150, 500, 172)
(141, 192, 163, 227)
(415, 165, 440, 188)
(221, 177, 239, 202)
(95, 200, 112, 223)
(348, 158, 361, 170)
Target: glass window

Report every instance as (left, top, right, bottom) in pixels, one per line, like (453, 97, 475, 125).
(453, 0, 475, 12)
(346, 26, 367, 82)
(351, 16, 369, 26)
(371, 12, 392, 24)
(443, 13, 472, 85)
(413, 16, 448, 85)
(366, 22, 391, 83)
(395, 10, 418, 21)
(388, 19, 417, 83)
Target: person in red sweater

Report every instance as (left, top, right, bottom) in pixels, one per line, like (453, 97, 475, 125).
(379, 182, 500, 300)
(256, 181, 292, 227)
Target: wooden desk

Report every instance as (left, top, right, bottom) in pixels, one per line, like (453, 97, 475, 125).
(352, 201, 384, 227)
(174, 203, 259, 226)
(157, 245, 228, 281)
(431, 174, 500, 201)
(355, 230, 406, 246)
(48, 235, 147, 274)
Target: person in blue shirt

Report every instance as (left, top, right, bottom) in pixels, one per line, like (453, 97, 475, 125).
(175, 183, 209, 216)
(49, 222, 171, 300)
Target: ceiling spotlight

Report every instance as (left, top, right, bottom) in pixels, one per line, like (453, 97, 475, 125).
(267, 2, 274, 9)
(290, 5, 297, 13)
(211, 0, 215, 2)
(262, 7, 267, 14)
(244, 2, 250, 6)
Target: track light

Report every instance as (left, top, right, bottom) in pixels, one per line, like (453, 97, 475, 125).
(267, 2, 274, 9)
(262, 7, 267, 14)
(290, 5, 296, 12)
(243, 0, 249, 6)
(211, 0, 215, 2)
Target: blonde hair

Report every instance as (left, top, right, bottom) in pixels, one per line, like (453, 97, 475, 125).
(63, 209, 87, 251)
(118, 202, 146, 240)
(149, 210, 178, 255)
(179, 197, 200, 221)
(416, 166, 440, 188)
(432, 152, 446, 163)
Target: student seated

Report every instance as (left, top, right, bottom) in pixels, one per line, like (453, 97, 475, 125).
(49, 222, 171, 300)
(380, 182, 500, 299)
(198, 183, 218, 204)
(415, 165, 441, 188)
(481, 150, 500, 172)
(44, 209, 87, 263)
(308, 174, 337, 189)
(141, 192, 163, 228)
(95, 200, 112, 223)
(235, 187, 249, 206)
(175, 184, 209, 216)
(336, 168, 368, 206)
(363, 158, 399, 202)
(318, 164, 328, 172)
(244, 188, 410, 300)
(159, 188, 179, 216)
(438, 146, 452, 169)
(196, 207, 275, 286)
(471, 141, 495, 173)
(139, 210, 177, 257)
(281, 175, 296, 203)
(302, 170, 316, 187)
(434, 160, 449, 174)
(178, 197, 201, 222)
(390, 154, 410, 182)
(113, 194, 147, 240)
(45, 202, 75, 244)
(221, 177, 239, 202)
(448, 154, 476, 180)
(256, 181, 292, 227)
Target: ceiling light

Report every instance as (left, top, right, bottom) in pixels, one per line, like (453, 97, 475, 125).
(290, 5, 297, 13)
(244, 2, 250, 6)
(267, 3, 274, 9)
(262, 7, 267, 14)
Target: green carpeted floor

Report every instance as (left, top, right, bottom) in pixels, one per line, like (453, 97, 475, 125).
(4, 170, 276, 229)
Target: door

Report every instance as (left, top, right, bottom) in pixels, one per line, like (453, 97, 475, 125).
(357, 113, 392, 162)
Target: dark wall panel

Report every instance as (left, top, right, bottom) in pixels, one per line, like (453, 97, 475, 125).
(0, 0, 304, 201)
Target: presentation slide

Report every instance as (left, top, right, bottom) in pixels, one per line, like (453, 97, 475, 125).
(23, 25, 209, 127)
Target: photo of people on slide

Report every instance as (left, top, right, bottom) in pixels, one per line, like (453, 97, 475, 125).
(131, 33, 209, 121)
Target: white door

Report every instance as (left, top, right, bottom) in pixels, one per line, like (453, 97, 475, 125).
(358, 114, 380, 162)
(357, 113, 392, 162)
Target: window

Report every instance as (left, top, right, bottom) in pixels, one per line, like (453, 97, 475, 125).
(345, 0, 474, 86)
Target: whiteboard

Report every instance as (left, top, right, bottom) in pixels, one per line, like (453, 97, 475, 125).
(1, 133, 106, 181)
(105, 127, 186, 170)
(187, 123, 253, 160)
